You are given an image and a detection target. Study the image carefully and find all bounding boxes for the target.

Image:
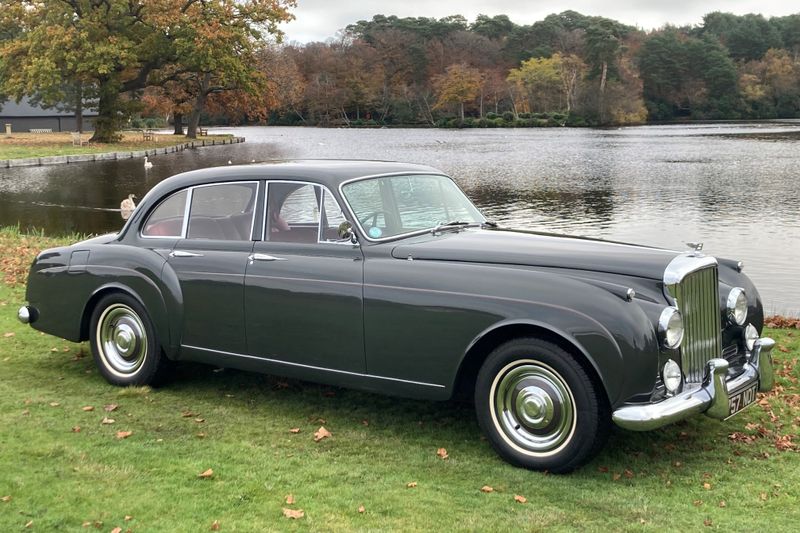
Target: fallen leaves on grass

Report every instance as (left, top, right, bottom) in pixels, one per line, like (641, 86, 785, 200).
(101, 417, 115, 425)
(719, 500, 727, 508)
(210, 520, 220, 531)
(623, 469, 634, 479)
(104, 404, 119, 412)
(480, 485, 494, 493)
(289, 428, 300, 434)
(72, 426, 81, 433)
(514, 495, 527, 504)
(124, 515, 133, 521)
(3, 332, 14, 338)
(21, 409, 29, 416)
(198, 468, 214, 479)
(1, 496, 10, 502)
(181, 411, 196, 418)
(82, 406, 94, 412)
(49, 402, 60, 407)
(282, 508, 304, 519)
(116, 431, 133, 439)
(406, 482, 417, 488)
(703, 482, 712, 490)
(285, 494, 295, 505)
(765, 315, 800, 329)
(111, 527, 122, 533)
(313, 426, 331, 442)
(194, 418, 205, 423)
(703, 519, 713, 527)
(24, 521, 32, 528)
(358, 505, 365, 513)
(436, 447, 449, 460)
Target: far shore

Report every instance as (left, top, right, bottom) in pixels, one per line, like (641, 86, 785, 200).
(0, 131, 235, 161)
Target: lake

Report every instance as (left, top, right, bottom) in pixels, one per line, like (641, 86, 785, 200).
(1, 123, 799, 315)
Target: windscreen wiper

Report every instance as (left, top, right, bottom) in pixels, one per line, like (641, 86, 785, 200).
(431, 220, 481, 234)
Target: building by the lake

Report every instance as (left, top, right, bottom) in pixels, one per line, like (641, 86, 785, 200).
(1, 97, 96, 132)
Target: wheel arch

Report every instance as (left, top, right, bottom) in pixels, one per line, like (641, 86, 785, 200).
(452, 320, 612, 405)
(79, 281, 177, 360)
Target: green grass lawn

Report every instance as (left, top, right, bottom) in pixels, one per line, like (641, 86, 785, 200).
(0, 132, 232, 160)
(0, 233, 798, 531)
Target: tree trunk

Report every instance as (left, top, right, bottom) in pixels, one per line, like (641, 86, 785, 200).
(187, 74, 211, 139)
(460, 102, 465, 121)
(173, 112, 184, 135)
(75, 84, 83, 133)
(90, 83, 123, 143)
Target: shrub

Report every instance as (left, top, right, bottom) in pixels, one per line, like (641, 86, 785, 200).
(502, 111, 515, 122)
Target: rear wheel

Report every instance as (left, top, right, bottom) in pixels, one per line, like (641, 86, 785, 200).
(90, 293, 169, 386)
(475, 338, 610, 473)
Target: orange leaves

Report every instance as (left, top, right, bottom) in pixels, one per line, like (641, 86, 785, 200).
(764, 315, 800, 329)
(436, 447, 449, 460)
(82, 406, 94, 412)
(288, 428, 300, 434)
(514, 495, 527, 504)
(210, 520, 220, 531)
(198, 468, 214, 479)
(282, 508, 304, 519)
(480, 485, 493, 493)
(285, 494, 295, 505)
(313, 426, 331, 442)
(116, 430, 133, 439)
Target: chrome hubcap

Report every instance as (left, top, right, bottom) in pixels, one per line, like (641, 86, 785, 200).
(493, 361, 576, 455)
(97, 304, 147, 375)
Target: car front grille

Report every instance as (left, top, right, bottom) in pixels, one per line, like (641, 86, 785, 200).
(671, 265, 722, 383)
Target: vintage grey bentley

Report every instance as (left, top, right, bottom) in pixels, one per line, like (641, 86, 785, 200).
(18, 160, 774, 473)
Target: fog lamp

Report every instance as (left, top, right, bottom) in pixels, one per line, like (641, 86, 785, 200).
(744, 323, 759, 352)
(726, 287, 748, 325)
(663, 359, 682, 394)
(658, 307, 684, 349)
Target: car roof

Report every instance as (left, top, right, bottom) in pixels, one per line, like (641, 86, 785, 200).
(151, 159, 443, 194)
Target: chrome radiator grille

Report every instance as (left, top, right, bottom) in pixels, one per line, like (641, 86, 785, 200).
(673, 266, 722, 383)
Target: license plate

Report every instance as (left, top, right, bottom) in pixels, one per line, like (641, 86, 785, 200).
(727, 383, 758, 418)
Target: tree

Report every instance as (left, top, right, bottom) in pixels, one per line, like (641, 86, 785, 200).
(0, 0, 294, 142)
(433, 63, 482, 120)
(507, 56, 563, 113)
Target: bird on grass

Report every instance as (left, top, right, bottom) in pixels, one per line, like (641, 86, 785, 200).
(144, 156, 153, 169)
(120, 194, 137, 220)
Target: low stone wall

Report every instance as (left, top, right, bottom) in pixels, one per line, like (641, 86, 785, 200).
(0, 137, 245, 168)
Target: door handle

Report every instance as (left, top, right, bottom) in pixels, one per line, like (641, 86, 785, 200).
(169, 250, 204, 258)
(248, 253, 287, 262)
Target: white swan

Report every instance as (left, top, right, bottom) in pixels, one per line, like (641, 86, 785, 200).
(144, 156, 153, 169)
(120, 194, 137, 220)
(227, 160, 232, 165)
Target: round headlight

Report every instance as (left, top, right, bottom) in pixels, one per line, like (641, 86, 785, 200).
(658, 307, 684, 349)
(662, 359, 682, 394)
(744, 323, 759, 352)
(726, 287, 748, 326)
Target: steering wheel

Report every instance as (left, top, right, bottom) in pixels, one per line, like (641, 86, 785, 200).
(359, 210, 389, 228)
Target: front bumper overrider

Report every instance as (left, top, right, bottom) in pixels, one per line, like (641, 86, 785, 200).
(612, 338, 775, 431)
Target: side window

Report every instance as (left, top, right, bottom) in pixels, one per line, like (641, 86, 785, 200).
(142, 190, 187, 237)
(266, 183, 320, 243)
(321, 189, 347, 242)
(187, 183, 257, 240)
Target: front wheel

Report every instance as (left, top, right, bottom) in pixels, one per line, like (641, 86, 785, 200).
(90, 293, 169, 386)
(474, 338, 610, 473)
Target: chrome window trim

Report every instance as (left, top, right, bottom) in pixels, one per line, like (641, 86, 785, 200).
(337, 171, 486, 244)
(181, 344, 445, 389)
(140, 189, 190, 240)
(263, 179, 354, 246)
(180, 187, 193, 238)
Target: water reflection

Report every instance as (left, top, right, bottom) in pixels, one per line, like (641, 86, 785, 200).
(1, 123, 799, 315)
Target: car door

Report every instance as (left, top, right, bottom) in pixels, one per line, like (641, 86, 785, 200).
(244, 181, 365, 372)
(167, 181, 260, 355)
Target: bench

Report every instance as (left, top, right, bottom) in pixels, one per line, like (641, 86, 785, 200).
(71, 132, 89, 146)
(198, 127, 208, 136)
(29, 128, 53, 133)
(142, 129, 154, 141)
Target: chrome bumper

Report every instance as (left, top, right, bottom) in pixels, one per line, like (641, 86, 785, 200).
(612, 337, 775, 431)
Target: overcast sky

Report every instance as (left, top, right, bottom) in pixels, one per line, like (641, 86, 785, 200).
(279, 1, 797, 43)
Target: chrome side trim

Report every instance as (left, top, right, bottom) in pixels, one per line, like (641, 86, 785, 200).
(612, 337, 775, 431)
(181, 344, 446, 389)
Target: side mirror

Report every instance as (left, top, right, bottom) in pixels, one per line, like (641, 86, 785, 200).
(337, 221, 358, 244)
